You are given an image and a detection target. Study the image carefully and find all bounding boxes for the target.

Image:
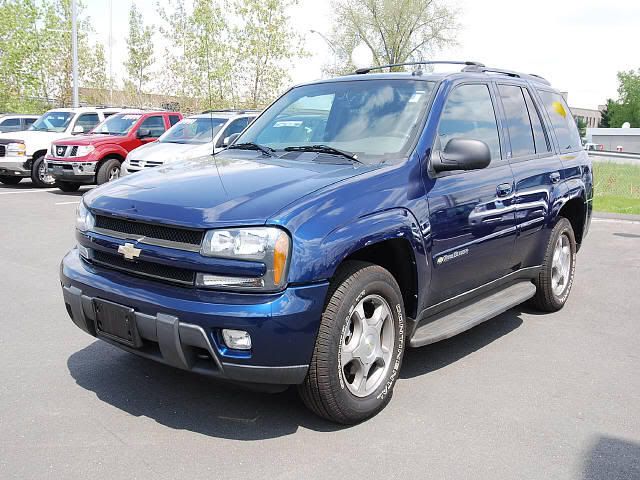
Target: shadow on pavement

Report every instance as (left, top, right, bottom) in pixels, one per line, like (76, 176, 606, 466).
(67, 307, 525, 439)
(582, 435, 640, 480)
(401, 309, 524, 379)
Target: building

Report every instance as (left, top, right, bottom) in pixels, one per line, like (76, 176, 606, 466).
(571, 107, 602, 129)
(586, 128, 640, 153)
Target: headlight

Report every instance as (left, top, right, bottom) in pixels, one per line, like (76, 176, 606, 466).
(198, 227, 291, 291)
(75, 145, 95, 157)
(76, 200, 95, 232)
(7, 142, 26, 156)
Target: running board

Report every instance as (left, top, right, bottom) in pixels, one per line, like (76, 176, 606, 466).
(409, 281, 537, 347)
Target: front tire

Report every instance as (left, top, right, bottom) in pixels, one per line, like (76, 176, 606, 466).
(299, 261, 406, 424)
(531, 217, 577, 312)
(0, 176, 22, 185)
(96, 158, 121, 185)
(30, 155, 54, 187)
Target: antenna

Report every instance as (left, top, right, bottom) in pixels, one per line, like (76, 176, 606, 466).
(203, 31, 215, 156)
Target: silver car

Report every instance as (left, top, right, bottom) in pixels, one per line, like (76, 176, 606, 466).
(121, 110, 258, 175)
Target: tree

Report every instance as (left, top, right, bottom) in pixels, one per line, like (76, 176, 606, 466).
(125, 3, 155, 101)
(326, 0, 459, 75)
(231, 0, 305, 108)
(608, 69, 640, 128)
(575, 117, 587, 138)
(599, 99, 614, 128)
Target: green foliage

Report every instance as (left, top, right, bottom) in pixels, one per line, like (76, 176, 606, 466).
(593, 162, 640, 215)
(0, 0, 107, 111)
(125, 2, 155, 99)
(598, 99, 613, 128)
(326, 0, 459, 75)
(575, 117, 587, 138)
(605, 69, 640, 128)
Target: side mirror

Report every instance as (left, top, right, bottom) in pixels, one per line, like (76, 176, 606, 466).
(137, 128, 151, 138)
(222, 132, 241, 147)
(72, 125, 84, 134)
(432, 138, 491, 173)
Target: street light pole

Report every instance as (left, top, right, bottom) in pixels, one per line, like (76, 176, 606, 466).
(309, 29, 337, 54)
(71, 0, 79, 107)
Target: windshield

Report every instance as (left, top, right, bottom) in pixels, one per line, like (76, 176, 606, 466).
(29, 111, 73, 133)
(92, 113, 141, 135)
(159, 117, 226, 144)
(236, 79, 436, 163)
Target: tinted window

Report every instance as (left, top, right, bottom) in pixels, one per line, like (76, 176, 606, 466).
(169, 115, 181, 126)
(522, 89, 550, 154)
(498, 85, 535, 158)
(139, 115, 166, 138)
(438, 84, 501, 161)
(76, 113, 100, 132)
(24, 118, 37, 127)
(538, 90, 581, 152)
(0, 118, 21, 131)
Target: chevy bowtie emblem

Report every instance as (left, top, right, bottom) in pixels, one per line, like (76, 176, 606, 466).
(118, 242, 141, 260)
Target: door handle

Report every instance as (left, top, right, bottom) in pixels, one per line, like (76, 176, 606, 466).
(496, 183, 512, 197)
(550, 172, 561, 184)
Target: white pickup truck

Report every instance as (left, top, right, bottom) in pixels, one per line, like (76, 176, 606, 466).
(0, 107, 120, 187)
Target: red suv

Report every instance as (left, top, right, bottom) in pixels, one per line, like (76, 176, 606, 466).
(46, 111, 182, 192)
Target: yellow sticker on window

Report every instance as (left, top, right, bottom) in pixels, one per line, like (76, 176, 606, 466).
(552, 101, 567, 118)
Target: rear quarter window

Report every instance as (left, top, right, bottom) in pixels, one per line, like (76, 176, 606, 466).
(538, 91, 582, 153)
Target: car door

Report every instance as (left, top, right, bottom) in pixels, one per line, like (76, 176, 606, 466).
(73, 113, 100, 134)
(495, 83, 564, 268)
(137, 115, 167, 146)
(426, 82, 517, 304)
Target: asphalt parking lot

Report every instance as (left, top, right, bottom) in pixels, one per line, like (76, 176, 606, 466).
(1, 180, 639, 480)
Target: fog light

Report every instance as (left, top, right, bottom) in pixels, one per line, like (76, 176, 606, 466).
(222, 329, 251, 350)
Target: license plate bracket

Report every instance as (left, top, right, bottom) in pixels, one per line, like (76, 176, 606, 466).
(93, 298, 142, 348)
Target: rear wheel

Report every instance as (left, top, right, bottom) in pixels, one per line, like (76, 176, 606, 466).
(0, 176, 22, 185)
(298, 261, 406, 424)
(30, 155, 54, 187)
(96, 158, 121, 185)
(56, 182, 81, 193)
(531, 218, 577, 312)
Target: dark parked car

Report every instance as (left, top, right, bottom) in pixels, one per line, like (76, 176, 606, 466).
(60, 61, 592, 423)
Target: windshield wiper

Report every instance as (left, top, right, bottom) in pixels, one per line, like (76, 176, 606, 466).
(227, 142, 274, 157)
(283, 145, 363, 164)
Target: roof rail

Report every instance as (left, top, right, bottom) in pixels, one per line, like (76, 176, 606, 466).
(462, 65, 551, 85)
(354, 61, 485, 75)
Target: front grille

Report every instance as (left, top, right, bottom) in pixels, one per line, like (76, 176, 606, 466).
(70, 146, 78, 156)
(91, 250, 196, 285)
(95, 215, 204, 246)
(55, 146, 67, 157)
(0, 145, 5, 157)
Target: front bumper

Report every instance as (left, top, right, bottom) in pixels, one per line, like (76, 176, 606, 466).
(60, 249, 328, 385)
(0, 156, 30, 177)
(46, 157, 96, 183)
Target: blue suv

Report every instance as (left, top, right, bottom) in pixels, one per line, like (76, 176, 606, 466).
(60, 61, 592, 424)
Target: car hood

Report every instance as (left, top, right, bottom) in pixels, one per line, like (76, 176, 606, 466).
(85, 152, 376, 228)
(0, 130, 66, 154)
(54, 134, 128, 147)
(128, 141, 212, 163)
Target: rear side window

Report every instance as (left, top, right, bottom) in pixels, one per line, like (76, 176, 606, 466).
(538, 91, 581, 153)
(498, 85, 535, 158)
(169, 115, 181, 126)
(438, 84, 501, 161)
(24, 118, 37, 127)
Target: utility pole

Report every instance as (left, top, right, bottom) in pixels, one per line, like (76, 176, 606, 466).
(109, 0, 113, 104)
(71, 0, 79, 107)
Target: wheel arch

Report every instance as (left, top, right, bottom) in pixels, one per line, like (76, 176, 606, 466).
(557, 194, 586, 249)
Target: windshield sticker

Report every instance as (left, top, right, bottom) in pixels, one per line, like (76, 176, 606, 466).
(121, 114, 142, 120)
(274, 120, 303, 128)
(408, 91, 425, 103)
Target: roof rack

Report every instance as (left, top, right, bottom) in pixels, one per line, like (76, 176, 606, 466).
(462, 65, 551, 85)
(354, 60, 485, 75)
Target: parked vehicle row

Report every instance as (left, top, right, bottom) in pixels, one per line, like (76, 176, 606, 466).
(58, 61, 593, 424)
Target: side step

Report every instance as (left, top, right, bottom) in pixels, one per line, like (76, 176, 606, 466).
(409, 281, 537, 347)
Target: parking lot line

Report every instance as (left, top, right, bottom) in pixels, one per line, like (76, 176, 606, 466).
(55, 200, 80, 205)
(0, 188, 58, 195)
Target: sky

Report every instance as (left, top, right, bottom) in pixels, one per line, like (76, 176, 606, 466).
(85, 0, 640, 109)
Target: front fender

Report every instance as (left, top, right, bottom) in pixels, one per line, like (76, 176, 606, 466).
(288, 208, 427, 292)
(91, 144, 128, 161)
